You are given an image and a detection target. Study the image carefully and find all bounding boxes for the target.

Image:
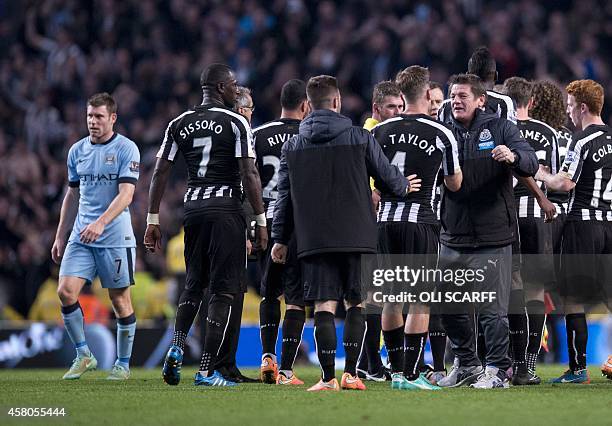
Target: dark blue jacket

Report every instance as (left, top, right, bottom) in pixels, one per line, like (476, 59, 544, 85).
(441, 110, 538, 247)
(272, 109, 408, 258)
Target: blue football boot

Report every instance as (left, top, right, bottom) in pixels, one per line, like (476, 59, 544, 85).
(162, 345, 183, 386)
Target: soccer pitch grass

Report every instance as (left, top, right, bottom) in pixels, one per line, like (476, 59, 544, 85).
(1, 365, 610, 426)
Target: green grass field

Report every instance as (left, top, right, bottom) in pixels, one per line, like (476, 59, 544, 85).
(1, 365, 610, 425)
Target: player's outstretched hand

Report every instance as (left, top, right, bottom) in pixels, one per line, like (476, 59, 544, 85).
(254, 225, 268, 252)
(538, 196, 558, 223)
(144, 224, 162, 253)
(51, 238, 66, 264)
(406, 174, 421, 193)
(271, 243, 288, 264)
(80, 220, 105, 244)
(491, 145, 516, 164)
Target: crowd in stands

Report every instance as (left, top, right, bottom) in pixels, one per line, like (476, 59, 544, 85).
(1, 0, 611, 319)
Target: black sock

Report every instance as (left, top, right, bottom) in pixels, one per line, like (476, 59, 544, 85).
(404, 332, 427, 381)
(363, 310, 383, 373)
(343, 307, 365, 375)
(280, 309, 305, 371)
(173, 290, 202, 351)
(508, 313, 527, 373)
(199, 294, 233, 376)
(428, 314, 446, 371)
(526, 300, 546, 373)
(383, 326, 404, 373)
(477, 323, 486, 365)
(508, 290, 527, 373)
(259, 298, 281, 358)
(566, 313, 588, 371)
(314, 311, 337, 381)
(215, 292, 244, 370)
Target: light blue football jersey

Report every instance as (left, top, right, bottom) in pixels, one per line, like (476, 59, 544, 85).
(67, 133, 140, 247)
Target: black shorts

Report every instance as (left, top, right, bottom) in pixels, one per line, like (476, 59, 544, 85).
(301, 253, 363, 303)
(559, 221, 612, 304)
(377, 222, 439, 257)
(259, 232, 303, 306)
(377, 222, 439, 304)
(184, 211, 247, 295)
(518, 217, 555, 289)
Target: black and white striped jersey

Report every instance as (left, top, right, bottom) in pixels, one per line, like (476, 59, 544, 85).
(548, 125, 572, 213)
(253, 118, 301, 219)
(157, 104, 254, 204)
(371, 113, 460, 224)
(438, 90, 517, 125)
(562, 124, 612, 221)
(514, 118, 559, 218)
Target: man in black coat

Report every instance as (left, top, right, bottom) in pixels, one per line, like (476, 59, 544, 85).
(437, 74, 538, 389)
(271, 75, 419, 391)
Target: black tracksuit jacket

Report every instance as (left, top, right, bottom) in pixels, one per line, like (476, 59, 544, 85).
(272, 109, 408, 258)
(440, 110, 538, 248)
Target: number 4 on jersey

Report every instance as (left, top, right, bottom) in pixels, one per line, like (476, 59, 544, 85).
(391, 151, 406, 175)
(591, 167, 612, 208)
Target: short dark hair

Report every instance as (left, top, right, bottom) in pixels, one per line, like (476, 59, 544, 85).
(450, 74, 487, 99)
(395, 66, 430, 103)
(503, 77, 532, 108)
(306, 75, 339, 109)
(200, 63, 233, 88)
(429, 81, 443, 92)
(372, 81, 401, 105)
(467, 47, 496, 81)
(87, 92, 117, 114)
(280, 79, 307, 110)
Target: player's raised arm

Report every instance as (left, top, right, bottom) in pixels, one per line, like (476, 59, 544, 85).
(144, 157, 174, 252)
(436, 121, 463, 192)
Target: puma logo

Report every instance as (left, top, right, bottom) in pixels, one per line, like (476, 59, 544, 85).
(488, 259, 498, 268)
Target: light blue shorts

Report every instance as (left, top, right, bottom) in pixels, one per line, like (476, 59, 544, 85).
(59, 242, 136, 289)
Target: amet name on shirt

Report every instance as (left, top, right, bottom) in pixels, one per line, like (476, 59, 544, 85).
(520, 129, 551, 147)
(387, 133, 436, 156)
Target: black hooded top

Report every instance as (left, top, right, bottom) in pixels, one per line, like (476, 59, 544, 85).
(272, 109, 408, 258)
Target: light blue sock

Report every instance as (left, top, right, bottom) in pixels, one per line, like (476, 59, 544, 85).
(61, 302, 91, 358)
(116, 314, 136, 370)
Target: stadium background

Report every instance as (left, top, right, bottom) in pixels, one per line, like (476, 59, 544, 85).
(0, 0, 611, 369)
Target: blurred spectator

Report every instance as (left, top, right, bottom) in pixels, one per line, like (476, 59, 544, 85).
(1, 0, 612, 319)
